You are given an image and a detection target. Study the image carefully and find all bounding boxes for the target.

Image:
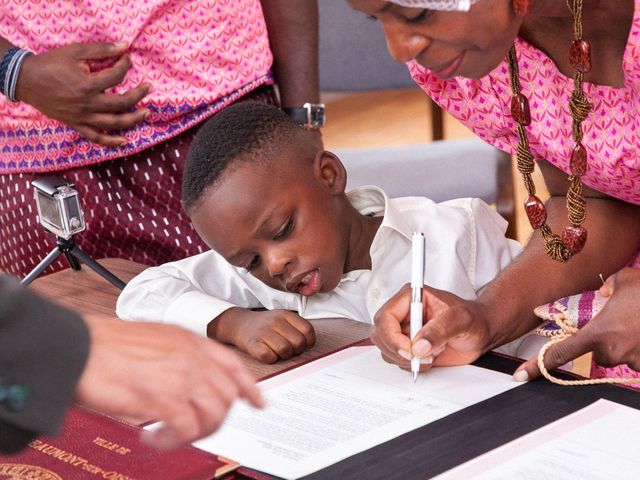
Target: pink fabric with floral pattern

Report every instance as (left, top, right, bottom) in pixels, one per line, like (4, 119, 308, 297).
(0, 0, 273, 173)
(410, 1, 640, 213)
(409, 0, 640, 383)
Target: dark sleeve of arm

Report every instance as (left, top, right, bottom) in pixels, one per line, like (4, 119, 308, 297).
(0, 276, 90, 454)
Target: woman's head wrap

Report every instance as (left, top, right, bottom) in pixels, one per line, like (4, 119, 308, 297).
(389, 0, 478, 11)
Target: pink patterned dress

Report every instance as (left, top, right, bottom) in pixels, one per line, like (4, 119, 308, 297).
(0, 1, 275, 276)
(409, 0, 640, 385)
(0, 0, 273, 172)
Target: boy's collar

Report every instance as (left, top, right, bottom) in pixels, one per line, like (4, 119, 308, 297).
(346, 185, 414, 241)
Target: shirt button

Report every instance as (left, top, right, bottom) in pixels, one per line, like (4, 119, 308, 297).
(371, 288, 380, 299)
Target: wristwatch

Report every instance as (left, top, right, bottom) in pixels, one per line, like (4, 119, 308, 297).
(283, 103, 326, 130)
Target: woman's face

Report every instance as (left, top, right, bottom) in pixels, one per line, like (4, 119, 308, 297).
(346, 0, 522, 79)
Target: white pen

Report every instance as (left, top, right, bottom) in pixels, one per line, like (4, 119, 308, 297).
(410, 232, 425, 383)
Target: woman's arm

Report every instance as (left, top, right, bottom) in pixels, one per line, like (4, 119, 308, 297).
(260, 0, 320, 109)
(480, 161, 640, 349)
(372, 161, 640, 367)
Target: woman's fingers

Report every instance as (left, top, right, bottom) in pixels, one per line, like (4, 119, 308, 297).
(92, 83, 152, 113)
(84, 109, 150, 131)
(372, 284, 414, 361)
(73, 124, 128, 146)
(513, 333, 593, 382)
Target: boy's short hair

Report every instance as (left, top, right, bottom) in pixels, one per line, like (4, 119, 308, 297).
(182, 101, 307, 214)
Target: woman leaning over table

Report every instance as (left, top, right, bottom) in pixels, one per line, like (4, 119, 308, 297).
(347, 0, 640, 385)
(0, 0, 319, 277)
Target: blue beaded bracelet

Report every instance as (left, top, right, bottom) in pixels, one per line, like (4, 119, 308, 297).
(0, 46, 33, 102)
(0, 46, 20, 95)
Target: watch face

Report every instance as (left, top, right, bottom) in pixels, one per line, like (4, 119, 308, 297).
(303, 103, 325, 128)
(284, 104, 326, 129)
(310, 106, 325, 126)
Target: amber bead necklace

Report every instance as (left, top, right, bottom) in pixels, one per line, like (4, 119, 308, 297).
(507, 0, 591, 262)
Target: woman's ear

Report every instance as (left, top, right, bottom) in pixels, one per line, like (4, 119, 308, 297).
(313, 150, 347, 194)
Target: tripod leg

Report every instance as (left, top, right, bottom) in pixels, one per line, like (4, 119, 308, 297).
(69, 247, 127, 290)
(21, 247, 63, 286)
(63, 251, 82, 271)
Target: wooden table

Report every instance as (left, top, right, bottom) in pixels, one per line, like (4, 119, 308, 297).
(29, 259, 640, 479)
(31, 258, 372, 379)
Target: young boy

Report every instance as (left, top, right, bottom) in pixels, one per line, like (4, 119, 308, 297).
(116, 102, 522, 364)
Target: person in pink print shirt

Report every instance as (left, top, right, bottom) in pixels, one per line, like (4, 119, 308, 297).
(347, 0, 640, 385)
(0, 1, 321, 277)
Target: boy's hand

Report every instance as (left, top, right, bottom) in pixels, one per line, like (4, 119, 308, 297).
(209, 308, 316, 364)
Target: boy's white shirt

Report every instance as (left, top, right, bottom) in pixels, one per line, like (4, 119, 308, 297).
(116, 186, 523, 337)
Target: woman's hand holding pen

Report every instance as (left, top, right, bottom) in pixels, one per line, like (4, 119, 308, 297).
(208, 308, 316, 364)
(372, 284, 487, 370)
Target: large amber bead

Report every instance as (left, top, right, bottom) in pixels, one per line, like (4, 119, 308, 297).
(510, 93, 531, 126)
(562, 225, 588, 254)
(524, 195, 547, 229)
(512, 0, 531, 14)
(569, 40, 592, 73)
(570, 143, 588, 176)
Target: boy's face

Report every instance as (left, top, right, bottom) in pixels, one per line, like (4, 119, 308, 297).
(190, 147, 351, 296)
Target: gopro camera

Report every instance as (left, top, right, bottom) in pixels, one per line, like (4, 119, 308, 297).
(32, 176, 86, 239)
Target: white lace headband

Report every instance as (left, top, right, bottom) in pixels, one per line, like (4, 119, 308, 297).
(389, 0, 478, 11)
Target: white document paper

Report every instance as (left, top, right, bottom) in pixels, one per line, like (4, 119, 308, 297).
(435, 398, 640, 480)
(189, 345, 521, 479)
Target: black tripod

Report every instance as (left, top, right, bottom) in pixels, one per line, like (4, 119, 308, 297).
(21, 235, 126, 289)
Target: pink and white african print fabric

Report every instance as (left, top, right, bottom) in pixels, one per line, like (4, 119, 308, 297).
(0, 0, 273, 173)
(409, 0, 640, 207)
(0, 85, 277, 277)
(0, 126, 208, 276)
(409, 1, 640, 383)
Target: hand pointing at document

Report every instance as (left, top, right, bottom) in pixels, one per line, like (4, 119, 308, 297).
(77, 314, 264, 450)
(0, 277, 263, 455)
